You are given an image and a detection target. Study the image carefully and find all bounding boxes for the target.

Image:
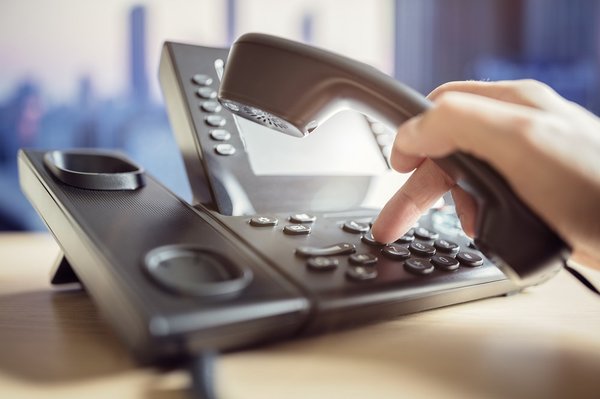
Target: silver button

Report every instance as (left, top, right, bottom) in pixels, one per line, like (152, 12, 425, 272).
(215, 143, 236, 156)
(205, 115, 226, 127)
(201, 101, 222, 113)
(196, 87, 217, 99)
(192, 74, 213, 86)
(210, 129, 231, 141)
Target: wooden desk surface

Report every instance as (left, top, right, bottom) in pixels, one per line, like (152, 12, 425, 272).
(1, 232, 600, 399)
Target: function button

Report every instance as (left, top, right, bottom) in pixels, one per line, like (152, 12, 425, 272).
(431, 255, 460, 271)
(381, 244, 410, 260)
(283, 224, 311, 235)
(342, 220, 370, 234)
(349, 253, 378, 266)
(346, 265, 378, 281)
(289, 213, 316, 223)
(201, 101, 222, 113)
(361, 232, 385, 246)
(457, 251, 484, 267)
(414, 227, 439, 241)
(205, 115, 226, 127)
(210, 129, 231, 141)
(249, 216, 278, 227)
(296, 243, 355, 257)
(404, 258, 435, 275)
(214, 143, 236, 156)
(434, 239, 460, 254)
(395, 229, 415, 244)
(192, 74, 213, 86)
(371, 122, 387, 134)
(307, 257, 339, 272)
(409, 241, 436, 257)
(196, 87, 217, 99)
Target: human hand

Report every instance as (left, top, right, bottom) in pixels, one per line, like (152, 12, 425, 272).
(371, 80, 600, 269)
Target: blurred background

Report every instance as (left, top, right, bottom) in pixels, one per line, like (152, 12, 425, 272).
(1, 0, 599, 231)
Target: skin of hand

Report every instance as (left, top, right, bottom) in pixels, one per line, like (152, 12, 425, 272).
(370, 79, 600, 270)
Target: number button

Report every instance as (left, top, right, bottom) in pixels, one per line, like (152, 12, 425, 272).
(249, 216, 278, 227)
(409, 242, 436, 257)
(404, 258, 435, 275)
(457, 252, 484, 267)
(431, 255, 460, 271)
(381, 244, 410, 260)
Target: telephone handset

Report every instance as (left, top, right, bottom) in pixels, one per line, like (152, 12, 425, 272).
(218, 33, 569, 286)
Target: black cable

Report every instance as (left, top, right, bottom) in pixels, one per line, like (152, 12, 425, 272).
(564, 261, 600, 296)
(189, 350, 218, 399)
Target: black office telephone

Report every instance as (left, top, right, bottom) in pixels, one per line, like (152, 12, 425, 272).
(18, 34, 568, 373)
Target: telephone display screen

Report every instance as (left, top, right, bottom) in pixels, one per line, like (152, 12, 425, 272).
(234, 111, 389, 176)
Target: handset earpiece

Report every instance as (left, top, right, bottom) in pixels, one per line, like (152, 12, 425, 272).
(218, 32, 569, 286)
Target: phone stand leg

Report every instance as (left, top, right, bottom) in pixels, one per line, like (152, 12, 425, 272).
(50, 252, 82, 286)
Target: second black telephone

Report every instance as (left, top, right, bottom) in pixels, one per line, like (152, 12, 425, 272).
(18, 34, 567, 366)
